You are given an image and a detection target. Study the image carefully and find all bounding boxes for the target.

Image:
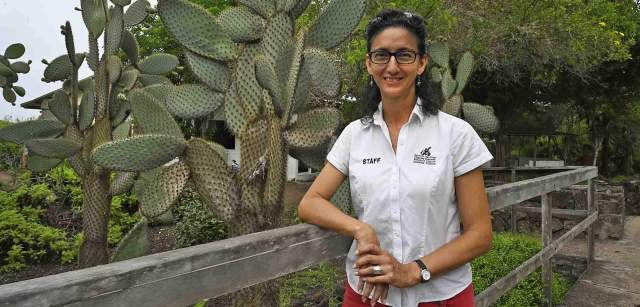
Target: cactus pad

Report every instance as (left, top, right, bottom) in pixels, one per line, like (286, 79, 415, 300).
(124, 0, 150, 27)
(111, 218, 150, 262)
(27, 154, 62, 173)
(305, 0, 365, 50)
(331, 180, 352, 214)
(87, 34, 99, 71)
(185, 138, 235, 221)
(107, 55, 123, 84)
(117, 68, 139, 91)
(49, 90, 73, 125)
(140, 160, 190, 218)
(10, 61, 30, 74)
(235, 44, 263, 121)
(4, 43, 25, 59)
(129, 90, 183, 138)
(12, 86, 25, 97)
(238, 0, 275, 19)
(303, 48, 340, 98)
(455, 52, 474, 94)
(110, 171, 137, 195)
(138, 53, 179, 75)
(429, 42, 449, 68)
(79, 89, 95, 130)
(165, 84, 224, 119)
(112, 122, 131, 140)
(441, 69, 457, 98)
(254, 55, 283, 110)
(138, 74, 171, 86)
(120, 30, 140, 64)
(3, 87, 16, 103)
(0, 120, 64, 144)
(285, 107, 340, 149)
(43, 54, 85, 82)
(25, 138, 82, 159)
(106, 5, 124, 56)
(158, 0, 238, 61)
(184, 50, 229, 93)
(442, 94, 463, 117)
(463, 102, 500, 134)
(217, 6, 265, 43)
(92, 134, 187, 171)
(81, 0, 106, 38)
(223, 84, 246, 135)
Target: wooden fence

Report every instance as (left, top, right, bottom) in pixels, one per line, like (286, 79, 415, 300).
(0, 166, 598, 307)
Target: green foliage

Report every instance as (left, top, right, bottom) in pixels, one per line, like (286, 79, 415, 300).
(108, 194, 141, 246)
(0, 209, 75, 273)
(0, 120, 22, 171)
(279, 262, 342, 307)
(472, 232, 571, 306)
(172, 186, 227, 248)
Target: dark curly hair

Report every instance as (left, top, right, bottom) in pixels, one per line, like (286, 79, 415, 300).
(361, 9, 440, 119)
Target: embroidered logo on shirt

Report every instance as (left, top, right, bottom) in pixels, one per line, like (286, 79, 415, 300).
(414, 147, 436, 165)
(362, 157, 382, 165)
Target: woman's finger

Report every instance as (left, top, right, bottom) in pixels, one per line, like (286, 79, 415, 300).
(370, 284, 386, 306)
(356, 243, 382, 256)
(354, 254, 387, 269)
(361, 280, 375, 303)
(381, 286, 389, 303)
(357, 278, 365, 293)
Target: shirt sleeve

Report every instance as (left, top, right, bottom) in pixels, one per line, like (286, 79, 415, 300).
(451, 121, 493, 177)
(326, 122, 353, 175)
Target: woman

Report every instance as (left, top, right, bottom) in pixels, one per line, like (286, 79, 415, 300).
(298, 9, 493, 307)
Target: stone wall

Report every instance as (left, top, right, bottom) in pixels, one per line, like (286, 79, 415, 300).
(491, 183, 626, 240)
(622, 180, 640, 216)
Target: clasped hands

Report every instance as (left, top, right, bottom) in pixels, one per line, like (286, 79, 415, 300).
(353, 224, 420, 305)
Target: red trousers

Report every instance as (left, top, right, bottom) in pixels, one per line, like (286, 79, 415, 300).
(342, 283, 475, 307)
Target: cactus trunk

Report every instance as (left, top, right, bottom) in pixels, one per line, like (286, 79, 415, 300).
(79, 170, 111, 268)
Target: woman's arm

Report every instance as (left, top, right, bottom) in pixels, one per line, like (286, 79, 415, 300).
(298, 163, 376, 241)
(356, 167, 493, 287)
(299, 162, 389, 303)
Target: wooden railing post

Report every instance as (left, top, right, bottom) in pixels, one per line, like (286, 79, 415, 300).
(510, 168, 517, 232)
(541, 193, 553, 307)
(587, 178, 595, 266)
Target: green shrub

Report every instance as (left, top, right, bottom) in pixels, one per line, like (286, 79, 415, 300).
(173, 186, 227, 248)
(0, 120, 23, 172)
(472, 232, 571, 306)
(108, 194, 141, 246)
(279, 262, 342, 307)
(0, 209, 76, 272)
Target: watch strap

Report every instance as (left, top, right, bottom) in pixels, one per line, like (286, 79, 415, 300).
(414, 259, 427, 271)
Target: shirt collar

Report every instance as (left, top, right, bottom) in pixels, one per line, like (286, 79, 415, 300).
(372, 98, 426, 126)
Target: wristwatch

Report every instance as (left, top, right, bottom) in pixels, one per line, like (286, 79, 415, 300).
(414, 259, 431, 283)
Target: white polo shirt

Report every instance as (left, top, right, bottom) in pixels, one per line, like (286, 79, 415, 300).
(327, 101, 493, 307)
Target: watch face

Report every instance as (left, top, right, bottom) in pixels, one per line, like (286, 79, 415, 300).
(421, 269, 431, 281)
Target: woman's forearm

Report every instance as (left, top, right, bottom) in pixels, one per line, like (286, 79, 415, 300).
(419, 226, 492, 277)
(298, 194, 364, 238)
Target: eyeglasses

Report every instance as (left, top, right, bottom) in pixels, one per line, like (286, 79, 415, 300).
(368, 50, 420, 64)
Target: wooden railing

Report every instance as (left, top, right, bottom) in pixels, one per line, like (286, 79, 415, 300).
(0, 166, 598, 307)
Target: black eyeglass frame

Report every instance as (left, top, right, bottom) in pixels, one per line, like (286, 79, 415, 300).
(368, 50, 424, 64)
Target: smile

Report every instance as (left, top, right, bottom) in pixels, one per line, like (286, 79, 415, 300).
(383, 77, 404, 82)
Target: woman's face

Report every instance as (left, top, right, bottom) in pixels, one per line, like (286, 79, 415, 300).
(366, 27, 428, 102)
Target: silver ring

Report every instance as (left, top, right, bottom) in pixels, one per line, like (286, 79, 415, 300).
(372, 265, 384, 275)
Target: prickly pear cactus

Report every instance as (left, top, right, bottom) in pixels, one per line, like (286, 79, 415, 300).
(0, 43, 31, 104)
(86, 0, 363, 304)
(0, 0, 177, 268)
(429, 42, 500, 134)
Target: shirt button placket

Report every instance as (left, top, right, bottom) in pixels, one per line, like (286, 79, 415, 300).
(391, 161, 401, 260)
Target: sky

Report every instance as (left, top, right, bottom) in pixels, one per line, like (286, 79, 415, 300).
(0, 0, 157, 121)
